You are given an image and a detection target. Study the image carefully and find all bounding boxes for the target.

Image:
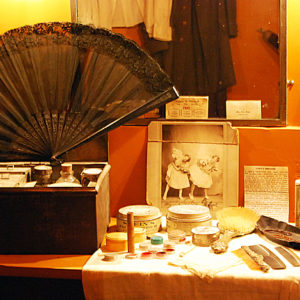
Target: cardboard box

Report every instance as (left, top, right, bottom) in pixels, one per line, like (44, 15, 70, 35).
(0, 162, 110, 254)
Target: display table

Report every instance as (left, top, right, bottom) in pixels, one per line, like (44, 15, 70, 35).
(82, 232, 300, 300)
(0, 254, 90, 279)
(0, 220, 299, 300)
(0, 254, 90, 299)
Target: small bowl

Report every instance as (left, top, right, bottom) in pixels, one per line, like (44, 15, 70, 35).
(191, 226, 220, 247)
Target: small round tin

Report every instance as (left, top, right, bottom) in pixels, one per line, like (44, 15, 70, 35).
(34, 165, 52, 185)
(150, 235, 163, 245)
(139, 241, 151, 251)
(125, 253, 139, 259)
(105, 232, 127, 252)
(81, 168, 102, 186)
(191, 226, 220, 247)
(155, 251, 168, 259)
(149, 244, 163, 253)
(163, 240, 176, 250)
(166, 205, 212, 235)
(167, 229, 186, 243)
(164, 248, 176, 255)
(117, 205, 162, 235)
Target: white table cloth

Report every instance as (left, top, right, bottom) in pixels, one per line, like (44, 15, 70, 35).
(82, 233, 300, 300)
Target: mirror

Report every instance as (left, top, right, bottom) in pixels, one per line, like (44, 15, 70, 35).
(71, 0, 287, 126)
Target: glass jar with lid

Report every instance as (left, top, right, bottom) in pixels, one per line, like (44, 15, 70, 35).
(56, 163, 80, 184)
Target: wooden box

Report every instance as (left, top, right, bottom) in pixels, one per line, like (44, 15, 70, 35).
(0, 162, 110, 254)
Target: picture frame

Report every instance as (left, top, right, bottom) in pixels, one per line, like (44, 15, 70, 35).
(146, 121, 239, 216)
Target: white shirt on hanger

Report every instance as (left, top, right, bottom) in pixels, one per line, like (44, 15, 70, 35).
(77, 0, 172, 41)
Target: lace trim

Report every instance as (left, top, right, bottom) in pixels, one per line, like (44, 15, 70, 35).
(0, 22, 173, 93)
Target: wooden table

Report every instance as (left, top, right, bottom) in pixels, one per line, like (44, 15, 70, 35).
(0, 254, 90, 279)
(0, 254, 90, 299)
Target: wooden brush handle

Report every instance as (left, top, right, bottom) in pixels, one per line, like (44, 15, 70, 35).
(211, 230, 239, 254)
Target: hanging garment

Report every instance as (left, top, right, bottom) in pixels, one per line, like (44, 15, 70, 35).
(144, 0, 172, 41)
(168, 0, 237, 117)
(77, 0, 144, 29)
(142, 0, 237, 117)
(77, 0, 172, 41)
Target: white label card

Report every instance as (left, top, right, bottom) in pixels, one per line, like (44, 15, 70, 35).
(226, 100, 261, 120)
(166, 96, 208, 119)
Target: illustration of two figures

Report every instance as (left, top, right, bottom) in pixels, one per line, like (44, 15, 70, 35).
(162, 148, 220, 208)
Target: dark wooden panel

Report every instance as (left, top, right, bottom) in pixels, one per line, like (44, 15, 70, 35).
(0, 189, 99, 254)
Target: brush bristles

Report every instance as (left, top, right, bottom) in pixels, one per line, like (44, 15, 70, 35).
(216, 207, 260, 233)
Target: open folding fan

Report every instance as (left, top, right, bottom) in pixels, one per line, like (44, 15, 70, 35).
(0, 22, 178, 162)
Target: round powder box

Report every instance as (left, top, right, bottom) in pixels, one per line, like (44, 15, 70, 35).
(105, 232, 127, 252)
(167, 229, 186, 243)
(166, 205, 212, 235)
(117, 205, 162, 235)
(105, 228, 146, 252)
(191, 226, 220, 247)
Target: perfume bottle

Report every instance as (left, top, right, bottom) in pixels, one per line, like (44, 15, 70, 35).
(56, 163, 80, 184)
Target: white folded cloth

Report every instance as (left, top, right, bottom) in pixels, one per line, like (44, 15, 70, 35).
(82, 233, 300, 300)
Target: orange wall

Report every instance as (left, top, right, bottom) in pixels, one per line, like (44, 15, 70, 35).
(229, 0, 280, 119)
(286, 0, 300, 126)
(0, 0, 70, 34)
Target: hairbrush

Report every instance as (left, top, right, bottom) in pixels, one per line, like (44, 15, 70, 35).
(211, 207, 260, 254)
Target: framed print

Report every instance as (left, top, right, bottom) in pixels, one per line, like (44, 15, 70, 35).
(146, 121, 239, 217)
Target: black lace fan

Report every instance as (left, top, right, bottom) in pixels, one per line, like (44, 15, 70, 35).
(0, 22, 178, 162)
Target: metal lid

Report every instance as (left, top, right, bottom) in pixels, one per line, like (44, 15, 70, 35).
(167, 205, 210, 220)
(150, 235, 163, 245)
(81, 168, 102, 175)
(117, 205, 161, 221)
(168, 229, 186, 239)
(191, 226, 220, 235)
(106, 232, 127, 242)
(61, 163, 72, 173)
